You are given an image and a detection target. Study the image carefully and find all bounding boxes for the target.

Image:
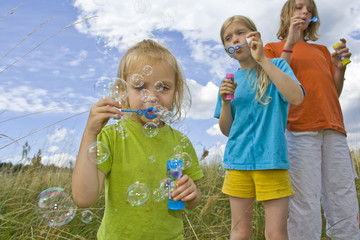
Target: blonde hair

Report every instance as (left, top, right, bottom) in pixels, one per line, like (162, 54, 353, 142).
(117, 39, 190, 122)
(277, 0, 320, 41)
(221, 15, 271, 105)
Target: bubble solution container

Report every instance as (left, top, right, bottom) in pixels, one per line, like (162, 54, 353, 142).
(225, 73, 235, 100)
(167, 158, 185, 210)
(333, 43, 351, 66)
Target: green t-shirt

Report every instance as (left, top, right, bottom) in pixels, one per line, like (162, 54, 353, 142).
(96, 118, 204, 240)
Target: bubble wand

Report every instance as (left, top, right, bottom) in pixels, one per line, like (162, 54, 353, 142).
(120, 107, 158, 119)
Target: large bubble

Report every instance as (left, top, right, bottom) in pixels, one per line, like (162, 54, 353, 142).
(37, 187, 77, 227)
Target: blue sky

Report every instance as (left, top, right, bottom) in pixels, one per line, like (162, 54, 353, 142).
(0, 0, 359, 167)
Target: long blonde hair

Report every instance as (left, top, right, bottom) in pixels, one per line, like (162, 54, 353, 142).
(117, 39, 190, 122)
(277, 0, 320, 41)
(221, 15, 271, 105)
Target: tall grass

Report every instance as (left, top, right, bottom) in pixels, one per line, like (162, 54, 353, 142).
(0, 156, 359, 239)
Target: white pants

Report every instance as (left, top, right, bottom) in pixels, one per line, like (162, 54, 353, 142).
(286, 129, 360, 240)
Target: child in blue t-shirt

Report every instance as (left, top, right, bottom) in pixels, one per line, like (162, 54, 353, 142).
(214, 15, 304, 239)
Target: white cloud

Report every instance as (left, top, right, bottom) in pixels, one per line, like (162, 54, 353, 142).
(41, 153, 76, 168)
(187, 79, 218, 119)
(207, 123, 222, 136)
(68, 49, 88, 66)
(47, 128, 73, 144)
(47, 145, 60, 153)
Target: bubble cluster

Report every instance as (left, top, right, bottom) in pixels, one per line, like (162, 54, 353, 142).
(127, 181, 150, 207)
(87, 141, 110, 164)
(37, 187, 77, 227)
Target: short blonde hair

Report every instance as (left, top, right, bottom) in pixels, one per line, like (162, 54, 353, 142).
(277, 0, 320, 41)
(117, 39, 189, 122)
(220, 15, 271, 105)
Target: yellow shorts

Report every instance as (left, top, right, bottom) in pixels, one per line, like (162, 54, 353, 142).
(222, 169, 294, 201)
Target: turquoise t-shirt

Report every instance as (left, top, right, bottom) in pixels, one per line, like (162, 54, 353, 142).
(96, 118, 203, 240)
(214, 58, 301, 170)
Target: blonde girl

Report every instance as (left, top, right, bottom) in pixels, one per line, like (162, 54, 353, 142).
(72, 39, 203, 240)
(214, 15, 304, 240)
(264, 0, 360, 239)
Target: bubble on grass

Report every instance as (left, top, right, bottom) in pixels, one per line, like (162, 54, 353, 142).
(134, 0, 151, 14)
(217, 163, 230, 178)
(142, 65, 153, 76)
(152, 188, 166, 202)
(87, 141, 110, 164)
(81, 210, 94, 224)
(154, 81, 166, 92)
(148, 155, 156, 164)
(143, 122, 159, 137)
(127, 181, 150, 207)
(130, 74, 144, 88)
(37, 187, 77, 227)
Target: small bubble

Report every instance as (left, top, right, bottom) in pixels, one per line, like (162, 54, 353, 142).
(81, 210, 93, 224)
(173, 145, 183, 154)
(152, 188, 166, 202)
(130, 74, 144, 88)
(142, 65, 153, 76)
(95, 36, 114, 55)
(148, 155, 156, 164)
(154, 81, 165, 92)
(126, 181, 150, 207)
(217, 163, 230, 178)
(134, 0, 151, 14)
(87, 141, 110, 164)
(143, 122, 159, 137)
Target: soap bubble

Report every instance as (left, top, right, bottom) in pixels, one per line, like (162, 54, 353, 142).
(217, 163, 230, 178)
(96, 36, 114, 55)
(148, 155, 156, 164)
(37, 187, 77, 227)
(109, 78, 129, 102)
(142, 65, 153, 76)
(173, 145, 183, 154)
(143, 122, 159, 137)
(171, 152, 192, 170)
(87, 141, 110, 164)
(139, 89, 150, 102)
(127, 181, 150, 207)
(130, 74, 144, 88)
(152, 188, 166, 202)
(94, 77, 113, 98)
(180, 136, 190, 148)
(134, 0, 151, 14)
(81, 210, 94, 224)
(154, 81, 165, 92)
(159, 178, 170, 195)
(94, 77, 128, 102)
(163, 10, 176, 28)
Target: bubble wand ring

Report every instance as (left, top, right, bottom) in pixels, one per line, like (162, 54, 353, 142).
(306, 16, 319, 22)
(120, 107, 158, 119)
(227, 42, 248, 54)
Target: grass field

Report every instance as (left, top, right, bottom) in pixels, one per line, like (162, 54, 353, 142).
(0, 153, 359, 240)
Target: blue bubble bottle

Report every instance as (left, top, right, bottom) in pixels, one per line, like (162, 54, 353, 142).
(167, 158, 185, 210)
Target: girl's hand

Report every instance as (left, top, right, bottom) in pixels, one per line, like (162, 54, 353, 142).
(246, 31, 265, 63)
(219, 78, 237, 101)
(331, 38, 352, 70)
(286, 15, 306, 47)
(84, 98, 122, 137)
(171, 174, 199, 202)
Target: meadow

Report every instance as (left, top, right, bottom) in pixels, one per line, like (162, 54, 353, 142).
(0, 151, 359, 240)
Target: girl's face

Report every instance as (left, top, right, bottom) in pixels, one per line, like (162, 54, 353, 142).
(223, 21, 252, 63)
(126, 60, 176, 126)
(292, 0, 313, 31)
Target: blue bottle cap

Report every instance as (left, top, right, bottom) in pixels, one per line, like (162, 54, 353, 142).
(168, 199, 185, 210)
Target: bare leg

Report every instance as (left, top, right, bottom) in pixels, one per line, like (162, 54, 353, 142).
(263, 197, 289, 240)
(229, 196, 255, 240)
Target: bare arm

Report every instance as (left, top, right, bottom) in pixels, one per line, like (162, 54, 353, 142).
(248, 32, 304, 106)
(172, 176, 202, 210)
(72, 98, 122, 208)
